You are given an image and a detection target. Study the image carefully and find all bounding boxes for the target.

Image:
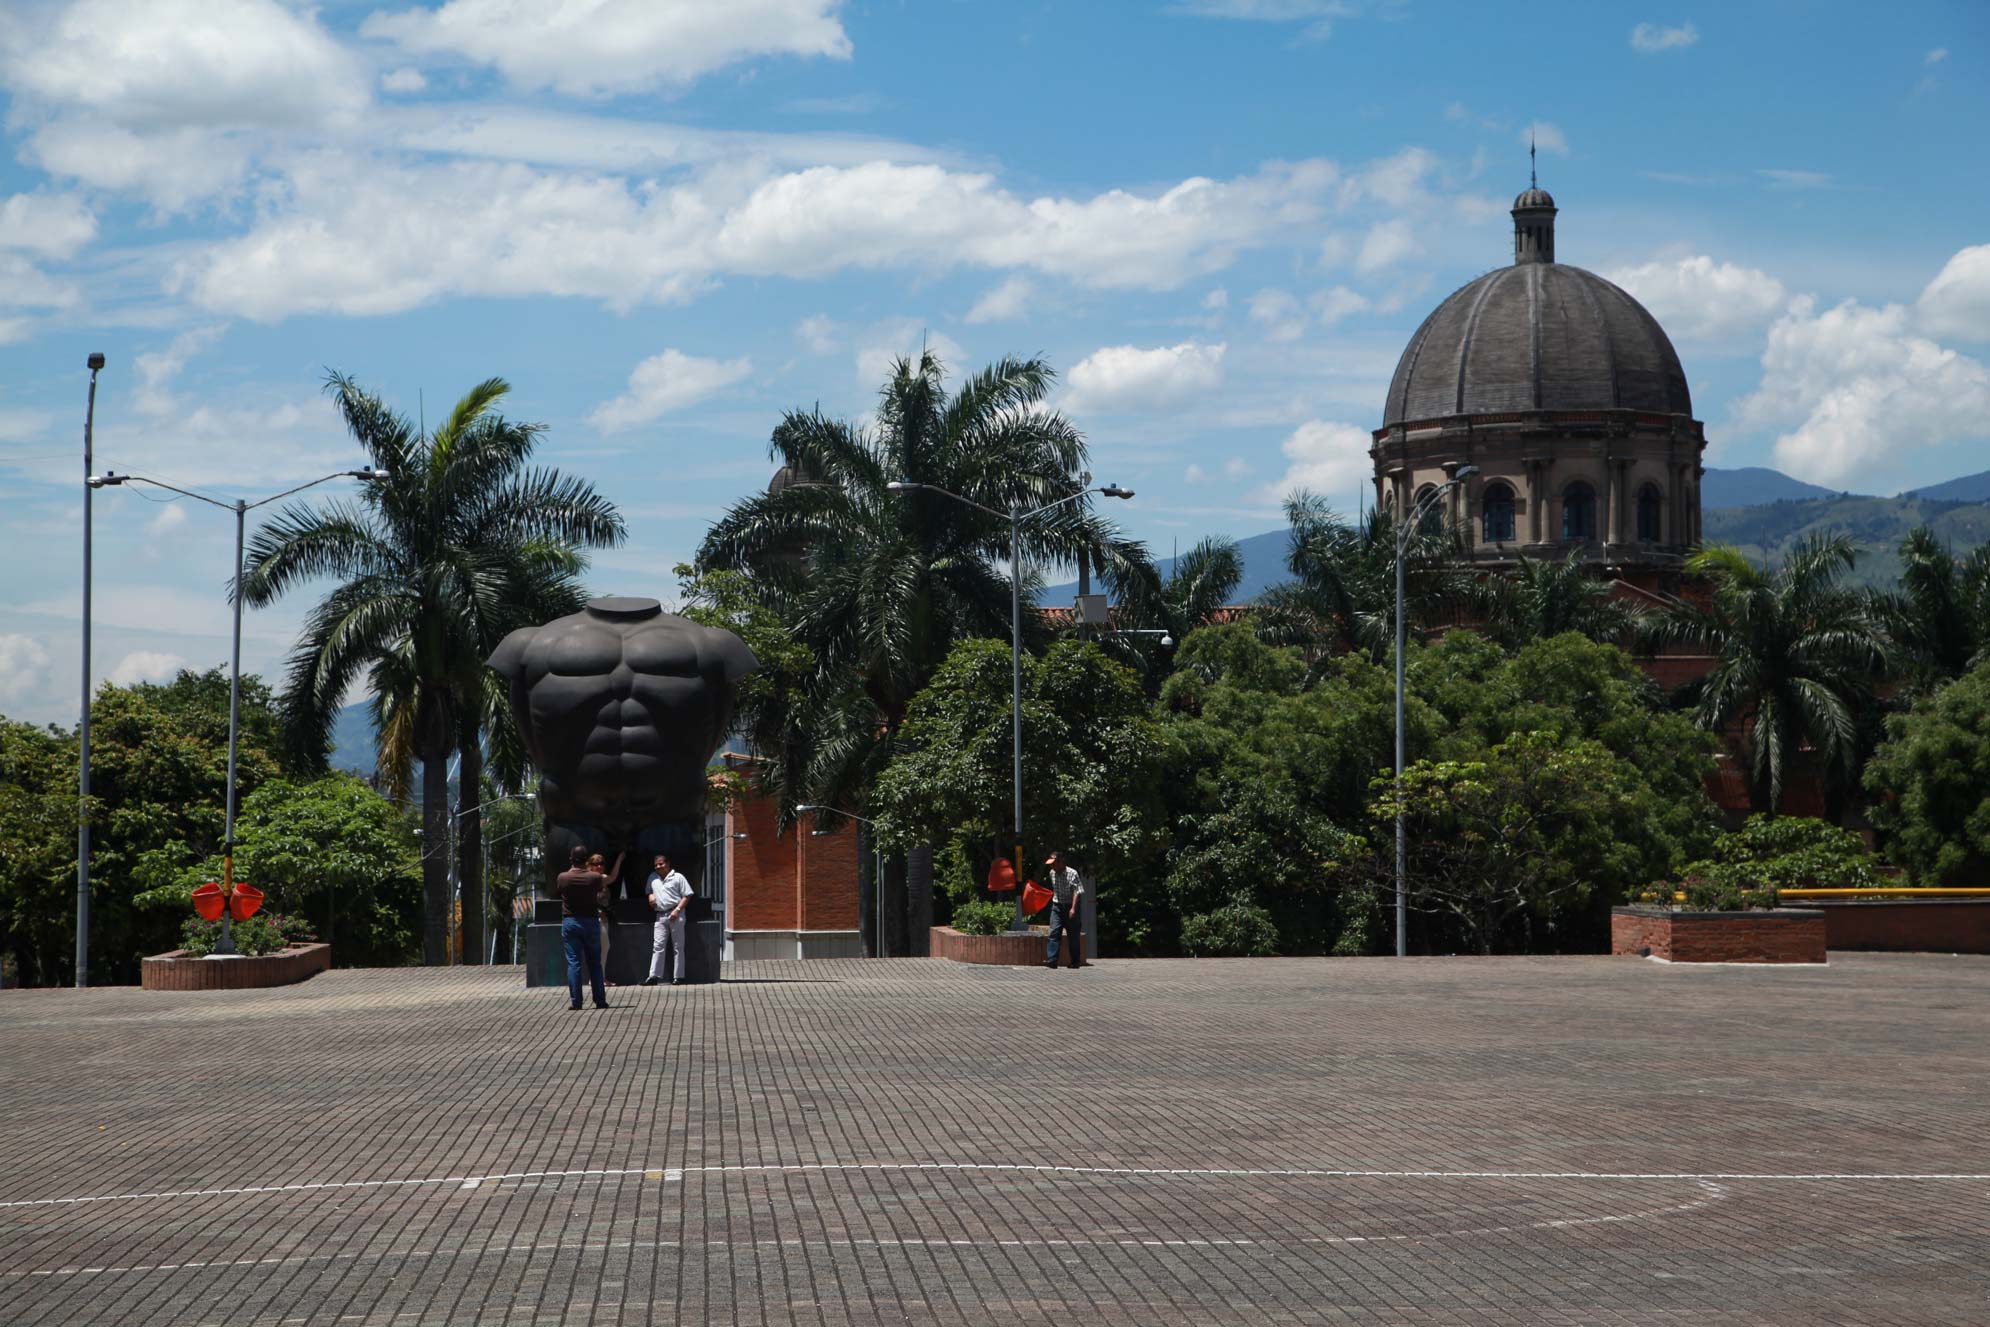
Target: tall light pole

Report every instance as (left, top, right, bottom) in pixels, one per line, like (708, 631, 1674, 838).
(885, 480, 1133, 931)
(797, 804, 882, 957)
(91, 468, 385, 954)
(75, 352, 105, 987)
(1392, 466, 1477, 958)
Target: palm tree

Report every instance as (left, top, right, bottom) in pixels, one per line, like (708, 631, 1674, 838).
(1255, 493, 1467, 662)
(698, 352, 1155, 949)
(241, 373, 623, 964)
(1473, 555, 1641, 651)
(1645, 535, 1886, 815)
(1159, 536, 1245, 638)
(1870, 525, 1990, 684)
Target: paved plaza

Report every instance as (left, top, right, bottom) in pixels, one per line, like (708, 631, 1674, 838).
(2, 953, 1988, 1325)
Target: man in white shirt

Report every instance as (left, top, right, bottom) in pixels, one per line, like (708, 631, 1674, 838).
(644, 853, 693, 986)
(1043, 850, 1085, 970)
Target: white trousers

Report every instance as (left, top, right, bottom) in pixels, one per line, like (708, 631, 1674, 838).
(650, 912, 686, 981)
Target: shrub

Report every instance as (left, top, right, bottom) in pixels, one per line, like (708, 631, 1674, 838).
(179, 913, 316, 958)
(1180, 902, 1278, 957)
(1677, 873, 1777, 912)
(950, 898, 1015, 936)
(1649, 816, 1882, 911)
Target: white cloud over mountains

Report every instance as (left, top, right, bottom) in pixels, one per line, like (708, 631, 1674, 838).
(1606, 255, 1793, 346)
(1257, 420, 1372, 506)
(360, 0, 852, 97)
(1916, 245, 1990, 342)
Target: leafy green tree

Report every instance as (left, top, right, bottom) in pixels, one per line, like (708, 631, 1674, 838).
(699, 352, 1154, 798)
(242, 373, 623, 964)
(139, 775, 422, 967)
(0, 718, 79, 986)
(1256, 494, 1466, 662)
(1864, 663, 1990, 883)
(1677, 814, 1886, 907)
(1645, 536, 1887, 816)
(1370, 731, 1652, 955)
(872, 638, 1168, 952)
(1472, 556, 1640, 651)
(1870, 525, 1990, 686)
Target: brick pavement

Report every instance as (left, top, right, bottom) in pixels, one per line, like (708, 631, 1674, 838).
(1, 954, 1988, 1324)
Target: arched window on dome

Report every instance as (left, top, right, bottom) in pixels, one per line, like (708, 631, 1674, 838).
(1637, 483, 1663, 543)
(1562, 481, 1596, 542)
(1414, 484, 1444, 536)
(1481, 482, 1516, 544)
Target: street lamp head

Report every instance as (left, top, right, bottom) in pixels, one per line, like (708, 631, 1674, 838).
(349, 467, 389, 483)
(795, 803, 822, 813)
(1101, 484, 1134, 500)
(1161, 634, 1174, 647)
(884, 481, 917, 493)
(1453, 465, 1481, 480)
(86, 472, 125, 489)
(86, 352, 105, 372)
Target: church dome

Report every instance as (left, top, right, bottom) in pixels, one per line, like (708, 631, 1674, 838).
(1383, 259, 1692, 426)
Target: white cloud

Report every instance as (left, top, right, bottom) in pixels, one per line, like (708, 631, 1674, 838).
(1223, 456, 1252, 479)
(1521, 121, 1569, 158)
(1202, 288, 1230, 311)
(1734, 297, 1990, 487)
(1605, 254, 1791, 346)
(1184, 463, 1206, 483)
(965, 276, 1033, 324)
(178, 154, 1340, 320)
(1630, 22, 1699, 53)
(134, 325, 229, 416)
(1759, 168, 1832, 189)
(109, 650, 190, 686)
(0, 634, 53, 709)
(6, 0, 369, 128)
(1169, 1, 1351, 16)
(1925, 47, 1948, 65)
(1064, 342, 1226, 414)
(1249, 288, 1306, 342)
(147, 504, 189, 538)
(360, 0, 853, 97)
(1310, 285, 1369, 326)
(1342, 147, 1436, 208)
(381, 67, 428, 94)
(1355, 218, 1417, 274)
(0, 254, 77, 311)
(1917, 245, 1990, 341)
(589, 349, 752, 432)
(1257, 419, 1372, 504)
(795, 314, 839, 354)
(855, 326, 965, 389)
(0, 193, 97, 259)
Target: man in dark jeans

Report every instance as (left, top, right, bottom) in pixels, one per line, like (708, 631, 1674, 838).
(1043, 849, 1085, 970)
(556, 845, 620, 1009)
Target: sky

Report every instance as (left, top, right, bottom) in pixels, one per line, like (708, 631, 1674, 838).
(0, 0, 1986, 727)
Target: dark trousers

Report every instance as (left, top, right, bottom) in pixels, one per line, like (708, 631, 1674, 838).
(562, 916, 607, 1006)
(1046, 899, 1082, 968)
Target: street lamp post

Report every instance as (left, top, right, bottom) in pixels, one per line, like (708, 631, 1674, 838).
(885, 481, 1133, 931)
(451, 791, 536, 965)
(1392, 466, 1477, 958)
(76, 352, 105, 987)
(91, 468, 385, 954)
(796, 804, 883, 957)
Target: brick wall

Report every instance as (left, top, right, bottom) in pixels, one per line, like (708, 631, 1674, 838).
(1611, 908, 1825, 964)
(800, 816, 860, 932)
(931, 925, 1066, 966)
(141, 944, 331, 991)
(728, 795, 797, 932)
(1812, 901, 1990, 954)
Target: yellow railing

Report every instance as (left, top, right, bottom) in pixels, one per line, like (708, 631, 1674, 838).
(1778, 887, 1990, 900)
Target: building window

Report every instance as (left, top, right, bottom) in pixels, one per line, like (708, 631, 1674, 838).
(1562, 481, 1596, 541)
(703, 811, 728, 911)
(1414, 484, 1443, 535)
(1481, 483, 1516, 543)
(1637, 484, 1663, 543)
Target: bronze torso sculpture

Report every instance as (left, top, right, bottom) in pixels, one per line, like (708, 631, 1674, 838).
(490, 596, 757, 903)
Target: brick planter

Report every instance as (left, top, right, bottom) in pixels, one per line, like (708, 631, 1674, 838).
(1803, 900, 1990, 954)
(142, 943, 331, 991)
(931, 925, 1076, 966)
(1611, 907, 1825, 964)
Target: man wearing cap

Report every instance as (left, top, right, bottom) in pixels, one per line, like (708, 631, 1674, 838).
(1043, 850, 1084, 970)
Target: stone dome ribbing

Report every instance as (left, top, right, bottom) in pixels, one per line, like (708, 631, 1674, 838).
(1382, 261, 1693, 426)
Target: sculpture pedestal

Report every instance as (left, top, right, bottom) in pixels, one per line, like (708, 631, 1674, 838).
(524, 897, 723, 987)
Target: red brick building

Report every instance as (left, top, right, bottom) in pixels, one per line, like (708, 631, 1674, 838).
(714, 758, 865, 962)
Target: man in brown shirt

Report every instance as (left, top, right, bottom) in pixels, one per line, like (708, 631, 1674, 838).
(556, 845, 621, 1009)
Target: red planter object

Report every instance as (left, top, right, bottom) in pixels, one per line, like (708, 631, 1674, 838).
(192, 882, 227, 922)
(986, 857, 1017, 893)
(228, 883, 264, 921)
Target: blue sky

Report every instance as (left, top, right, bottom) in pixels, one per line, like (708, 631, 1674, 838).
(1, 0, 1985, 726)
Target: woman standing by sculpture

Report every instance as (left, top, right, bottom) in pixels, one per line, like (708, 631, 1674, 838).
(588, 852, 622, 979)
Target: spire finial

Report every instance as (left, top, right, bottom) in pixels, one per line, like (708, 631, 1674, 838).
(1530, 130, 1537, 188)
